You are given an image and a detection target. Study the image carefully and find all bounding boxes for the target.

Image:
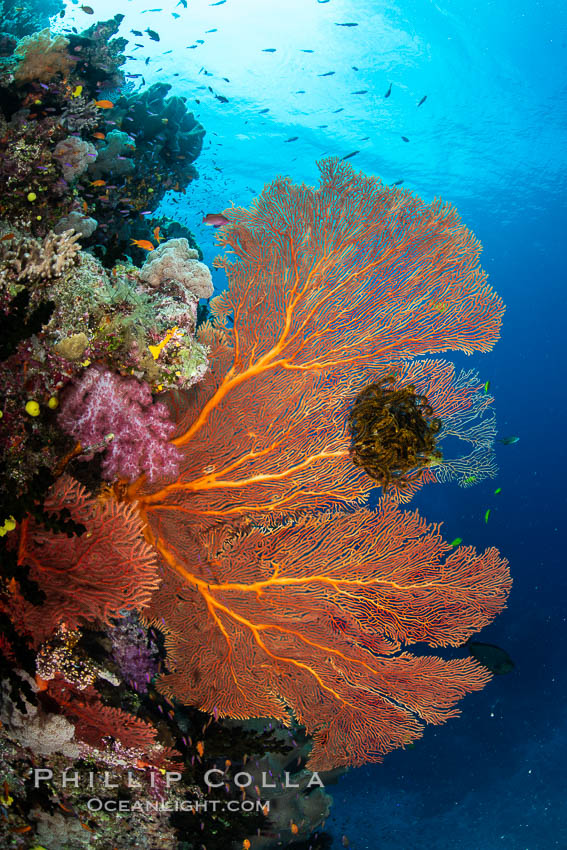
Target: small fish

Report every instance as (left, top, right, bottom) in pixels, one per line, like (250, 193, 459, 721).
(352, 89, 368, 94)
(417, 95, 427, 106)
(203, 212, 229, 226)
(11, 825, 32, 834)
(206, 28, 218, 32)
(177, 0, 187, 5)
(145, 27, 160, 41)
(80, 4, 94, 13)
(494, 487, 502, 494)
(333, 107, 344, 113)
(319, 71, 335, 76)
(463, 475, 477, 484)
(210, 0, 226, 4)
(301, 49, 314, 52)
(90, 179, 106, 187)
(393, 179, 404, 186)
(0, 233, 15, 241)
(196, 740, 205, 757)
(484, 508, 491, 523)
(483, 380, 490, 393)
(467, 641, 514, 675)
(335, 22, 358, 26)
(290, 822, 299, 834)
(401, 135, 410, 142)
(285, 136, 299, 142)
(497, 436, 519, 445)
(131, 29, 143, 35)
(450, 537, 463, 547)
(131, 238, 155, 251)
(385, 83, 392, 97)
(342, 150, 360, 160)
(243, 841, 251, 850)
(172, 11, 180, 17)
(342, 837, 350, 848)
(262, 48, 276, 52)
(94, 100, 114, 109)
(259, 107, 269, 113)
(72, 84, 83, 97)
(153, 225, 163, 243)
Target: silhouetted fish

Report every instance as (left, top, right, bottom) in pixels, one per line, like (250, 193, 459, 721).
(401, 135, 410, 142)
(417, 95, 427, 106)
(385, 83, 392, 97)
(145, 27, 160, 41)
(263, 48, 276, 52)
(342, 150, 360, 160)
(319, 71, 335, 76)
(467, 641, 515, 675)
(335, 22, 358, 26)
(285, 136, 299, 142)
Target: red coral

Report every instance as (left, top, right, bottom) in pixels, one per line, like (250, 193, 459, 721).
(123, 159, 510, 770)
(7, 475, 160, 645)
(47, 676, 157, 751)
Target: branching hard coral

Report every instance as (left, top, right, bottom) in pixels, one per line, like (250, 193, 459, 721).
(348, 374, 442, 488)
(13, 28, 71, 84)
(0, 228, 81, 284)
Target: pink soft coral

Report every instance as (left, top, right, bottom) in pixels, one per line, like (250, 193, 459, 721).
(58, 366, 181, 482)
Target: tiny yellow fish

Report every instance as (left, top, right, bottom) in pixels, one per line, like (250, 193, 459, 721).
(450, 537, 462, 547)
(72, 85, 83, 98)
(483, 380, 490, 394)
(494, 487, 502, 494)
(484, 508, 491, 523)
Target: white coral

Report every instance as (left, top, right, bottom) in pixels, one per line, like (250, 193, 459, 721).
(139, 238, 213, 299)
(1, 671, 79, 758)
(53, 136, 97, 182)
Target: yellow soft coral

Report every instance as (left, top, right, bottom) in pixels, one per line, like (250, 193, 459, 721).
(14, 29, 71, 85)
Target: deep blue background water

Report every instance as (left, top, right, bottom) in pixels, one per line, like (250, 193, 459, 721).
(57, 0, 566, 845)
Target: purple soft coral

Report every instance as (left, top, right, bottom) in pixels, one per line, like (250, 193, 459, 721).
(58, 365, 182, 482)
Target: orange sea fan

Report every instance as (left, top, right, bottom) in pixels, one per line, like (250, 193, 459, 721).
(6, 475, 161, 646)
(124, 158, 509, 770)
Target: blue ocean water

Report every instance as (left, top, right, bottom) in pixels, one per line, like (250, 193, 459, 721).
(53, 0, 567, 846)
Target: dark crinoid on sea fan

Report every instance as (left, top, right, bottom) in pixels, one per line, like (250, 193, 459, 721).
(348, 374, 443, 488)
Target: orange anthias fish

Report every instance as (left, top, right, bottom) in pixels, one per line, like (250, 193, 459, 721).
(203, 212, 229, 227)
(94, 99, 114, 109)
(153, 225, 163, 243)
(90, 179, 106, 187)
(131, 239, 155, 251)
(196, 740, 205, 757)
(92, 131, 106, 140)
